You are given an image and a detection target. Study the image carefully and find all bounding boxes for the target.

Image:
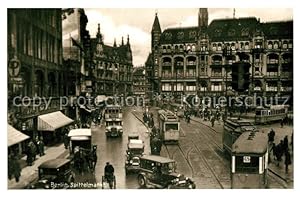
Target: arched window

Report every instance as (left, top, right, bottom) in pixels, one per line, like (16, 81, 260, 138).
(245, 42, 249, 50)
(268, 41, 273, 49)
(191, 45, 196, 52)
(231, 43, 236, 50)
(288, 41, 293, 49)
(212, 43, 217, 51)
(282, 41, 288, 49)
(217, 43, 222, 51)
(273, 41, 279, 49)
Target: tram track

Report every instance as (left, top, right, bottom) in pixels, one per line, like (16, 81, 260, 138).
(164, 144, 195, 178)
(268, 170, 288, 189)
(189, 138, 225, 189)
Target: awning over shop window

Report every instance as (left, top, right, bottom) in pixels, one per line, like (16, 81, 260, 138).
(7, 124, 30, 147)
(38, 111, 74, 131)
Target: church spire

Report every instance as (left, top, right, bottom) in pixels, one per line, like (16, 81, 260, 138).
(113, 38, 117, 47)
(127, 34, 130, 45)
(121, 36, 124, 46)
(96, 23, 103, 42)
(151, 12, 161, 33)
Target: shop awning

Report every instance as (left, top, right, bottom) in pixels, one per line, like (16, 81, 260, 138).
(7, 124, 30, 147)
(38, 111, 74, 131)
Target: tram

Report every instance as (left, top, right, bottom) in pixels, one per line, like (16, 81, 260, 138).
(158, 110, 180, 144)
(254, 105, 288, 124)
(223, 118, 255, 155)
(231, 131, 269, 188)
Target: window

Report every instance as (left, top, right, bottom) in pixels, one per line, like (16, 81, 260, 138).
(245, 42, 249, 50)
(273, 42, 279, 49)
(174, 83, 183, 91)
(162, 83, 172, 91)
(282, 41, 288, 49)
(235, 156, 259, 173)
(211, 83, 222, 91)
(212, 43, 217, 51)
(186, 83, 196, 91)
(240, 42, 244, 50)
(217, 43, 222, 51)
(231, 43, 235, 50)
(165, 123, 179, 131)
(268, 41, 273, 49)
(288, 41, 293, 49)
(191, 45, 196, 52)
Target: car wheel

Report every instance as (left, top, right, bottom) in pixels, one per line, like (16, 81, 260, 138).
(138, 175, 146, 188)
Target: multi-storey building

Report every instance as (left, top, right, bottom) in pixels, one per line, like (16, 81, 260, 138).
(91, 24, 133, 96)
(147, 9, 293, 103)
(7, 9, 74, 151)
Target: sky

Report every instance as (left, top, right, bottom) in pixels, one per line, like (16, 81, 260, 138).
(84, 8, 293, 67)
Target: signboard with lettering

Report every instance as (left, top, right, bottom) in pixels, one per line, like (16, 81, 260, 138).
(8, 58, 21, 77)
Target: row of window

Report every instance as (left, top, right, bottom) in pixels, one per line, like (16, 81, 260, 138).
(95, 62, 132, 72)
(161, 44, 197, 53)
(16, 20, 62, 64)
(210, 40, 293, 52)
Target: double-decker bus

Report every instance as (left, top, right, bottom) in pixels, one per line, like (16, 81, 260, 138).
(104, 105, 123, 137)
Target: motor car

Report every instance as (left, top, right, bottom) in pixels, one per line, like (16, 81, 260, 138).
(125, 138, 144, 174)
(137, 155, 195, 189)
(29, 158, 75, 189)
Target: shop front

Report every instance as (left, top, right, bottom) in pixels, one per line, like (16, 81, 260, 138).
(37, 111, 74, 145)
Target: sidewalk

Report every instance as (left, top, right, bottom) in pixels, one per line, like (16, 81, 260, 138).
(8, 144, 69, 189)
(260, 124, 294, 184)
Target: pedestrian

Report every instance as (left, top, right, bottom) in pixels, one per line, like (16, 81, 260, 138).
(63, 132, 69, 149)
(284, 150, 291, 174)
(268, 129, 275, 143)
(211, 116, 215, 127)
(26, 143, 33, 166)
(12, 155, 21, 182)
(280, 119, 284, 128)
(39, 137, 45, 156)
(8, 154, 14, 180)
(283, 135, 289, 153)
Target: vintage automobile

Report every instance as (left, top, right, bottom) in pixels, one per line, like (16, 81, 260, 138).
(105, 120, 123, 137)
(68, 128, 97, 173)
(29, 158, 75, 189)
(125, 137, 145, 175)
(137, 155, 195, 189)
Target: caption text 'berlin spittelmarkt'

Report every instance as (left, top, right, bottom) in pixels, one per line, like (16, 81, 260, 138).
(7, 8, 293, 189)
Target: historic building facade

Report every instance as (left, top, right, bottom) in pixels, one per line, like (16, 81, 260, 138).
(147, 9, 293, 102)
(91, 24, 133, 96)
(8, 9, 66, 135)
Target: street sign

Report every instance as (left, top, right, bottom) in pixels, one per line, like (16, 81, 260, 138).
(8, 58, 21, 77)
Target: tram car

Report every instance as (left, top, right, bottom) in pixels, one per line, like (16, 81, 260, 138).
(223, 118, 255, 155)
(254, 105, 288, 124)
(231, 131, 269, 188)
(157, 110, 180, 144)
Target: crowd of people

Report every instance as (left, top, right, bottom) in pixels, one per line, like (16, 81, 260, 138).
(268, 129, 293, 173)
